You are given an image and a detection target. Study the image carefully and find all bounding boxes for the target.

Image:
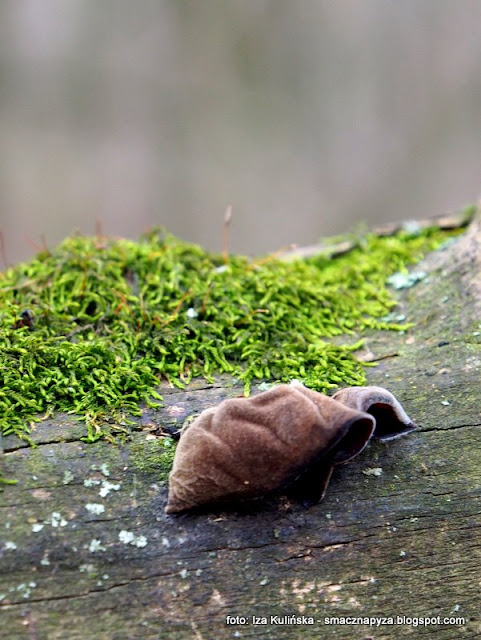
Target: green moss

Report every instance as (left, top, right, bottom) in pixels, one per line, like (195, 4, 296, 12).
(129, 436, 176, 483)
(0, 215, 471, 442)
(0, 476, 18, 486)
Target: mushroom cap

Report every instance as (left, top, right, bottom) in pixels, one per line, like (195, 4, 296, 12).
(165, 383, 375, 514)
(332, 385, 417, 441)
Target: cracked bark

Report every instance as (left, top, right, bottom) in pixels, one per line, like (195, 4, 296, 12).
(1, 216, 481, 640)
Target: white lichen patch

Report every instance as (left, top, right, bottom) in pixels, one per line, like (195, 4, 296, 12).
(15, 582, 37, 599)
(100, 463, 110, 477)
(387, 270, 427, 289)
(99, 480, 121, 497)
(79, 563, 95, 573)
(257, 381, 274, 391)
(85, 503, 105, 515)
(84, 478, 101, 487)
(49, 512, 68, 527)
(88, 539, 106, 553)
(62, 470, 74, 485)
(40, 553, 50, 566)
(118, 530, 135, 545)
(362, 467, 383, 477)
(4, 541, 17, 551)
(134, 535, 147, 548)
(118, 530, 148, 548)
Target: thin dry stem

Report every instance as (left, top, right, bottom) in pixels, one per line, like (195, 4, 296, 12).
(222, 204, 233, 263)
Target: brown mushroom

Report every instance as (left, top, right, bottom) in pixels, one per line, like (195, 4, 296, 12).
(332, 385, 417, 441)
(165, 383, 376, 514)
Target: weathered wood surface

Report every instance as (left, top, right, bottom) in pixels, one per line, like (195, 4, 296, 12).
(1, 218, 481, 640)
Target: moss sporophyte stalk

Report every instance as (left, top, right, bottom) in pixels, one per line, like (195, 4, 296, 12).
(0, 219, 470, 443)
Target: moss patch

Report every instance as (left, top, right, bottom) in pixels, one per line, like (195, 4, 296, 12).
(129, 436, 176, 483)
(0, 215, 471, 442)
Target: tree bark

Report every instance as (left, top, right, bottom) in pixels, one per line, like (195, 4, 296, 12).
(1, 216, 480, 640)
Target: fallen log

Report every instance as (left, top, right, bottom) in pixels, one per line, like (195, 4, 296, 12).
(1, 213, 480, 639)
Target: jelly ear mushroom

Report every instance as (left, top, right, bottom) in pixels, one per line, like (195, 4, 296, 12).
(165, 383, 375, 514)
(332, 385, 417, 441)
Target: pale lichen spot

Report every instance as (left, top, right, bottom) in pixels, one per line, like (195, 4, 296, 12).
(362, 467, 383, 477)
(79, 563, 95, 573)
(133, 535, 147, 548)
(118, 530, 135, 545)
(100, 463, 110, 477)
(4, 541, 17, 551)
(49, 512, 68, 527)
(15, 582, 37, 599)
(257, 381, 274, 391)
(118, 530, 148, 547)
(40, 553, 50, 566)
(99, 480, 121, 497)
(88, 539, 106, 553)
(85, 503, 105, 515)
(83, 478, 101, 487)
(62, 470, 74, 485)
(387, 270, 427, 289)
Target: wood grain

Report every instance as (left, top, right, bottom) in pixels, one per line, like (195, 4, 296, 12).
(1, 214, 480, 639)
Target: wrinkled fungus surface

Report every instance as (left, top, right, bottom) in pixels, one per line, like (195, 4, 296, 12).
(166, 383, 416, 513)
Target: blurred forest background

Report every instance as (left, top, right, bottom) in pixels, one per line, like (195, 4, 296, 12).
(1, 0, 481, 265)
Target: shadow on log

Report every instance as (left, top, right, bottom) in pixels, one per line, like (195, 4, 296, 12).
(1, 215, 481, 639)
